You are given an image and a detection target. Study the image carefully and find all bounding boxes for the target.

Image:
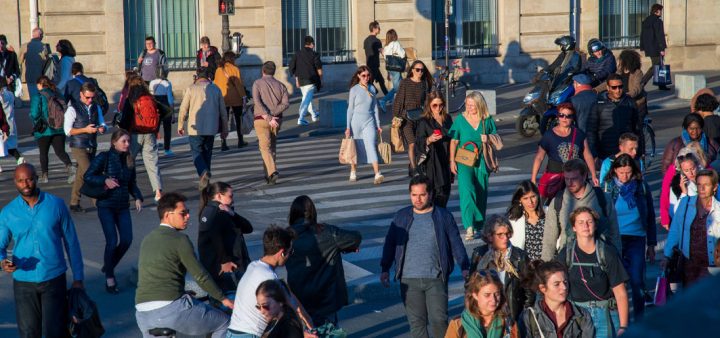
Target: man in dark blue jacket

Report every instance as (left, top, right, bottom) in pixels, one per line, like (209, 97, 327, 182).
(570, 74, 598, 133)
(587, 74, 641, 160)
(380, 175, 469, 338)
(585, 39, 617, 87)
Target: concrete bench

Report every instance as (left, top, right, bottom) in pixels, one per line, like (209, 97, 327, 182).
(319, 98, 348, 128)
(675, 74, 706, 100)
(467, 89, 497, 115)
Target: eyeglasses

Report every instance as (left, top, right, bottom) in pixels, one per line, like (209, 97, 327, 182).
(494, 232, 510, 238)
(413, 68, 424, 73)
(557, 113, 574, 119)
(255, 303, 271, 311)
(169, 209, 191, 217)
(609, 85, 624, 90)
(431, 103, 445, 108)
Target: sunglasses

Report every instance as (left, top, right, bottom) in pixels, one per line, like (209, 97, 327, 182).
(359, 73, 370, 78)
(431, 103, 444, 108)
(557, 113, 575, 119)
(609, 85, 624, 90)
(412, 68, 424, 73)
(255, 303, 272, 311)
(170, 209, 191, 217)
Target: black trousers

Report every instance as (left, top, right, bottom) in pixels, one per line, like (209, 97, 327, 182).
(369, 65, 388, 95)
(226, 106, 244, 143)
(13, 273, 69, 338)
(36, 134, 72, 173)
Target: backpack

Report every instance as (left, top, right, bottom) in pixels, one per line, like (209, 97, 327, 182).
(565, 238, 608, 275)
(39, 91, 67, 129)
(132, 95, 160, 133)
(42, 44, 61, 82)
(73, 77, 110, 114)
(553, 186, 609, 218)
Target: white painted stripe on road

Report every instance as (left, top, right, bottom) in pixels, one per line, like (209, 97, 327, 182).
(342, 260, 375, 283)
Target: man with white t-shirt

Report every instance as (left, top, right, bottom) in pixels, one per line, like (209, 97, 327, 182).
(227, 226, 316, 338)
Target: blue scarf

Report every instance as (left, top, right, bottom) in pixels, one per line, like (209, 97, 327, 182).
(682, 129, 708, 154)
(614, 178, 638, 209)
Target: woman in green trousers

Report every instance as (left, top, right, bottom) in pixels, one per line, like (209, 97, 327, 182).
(450, 91, 497, 241)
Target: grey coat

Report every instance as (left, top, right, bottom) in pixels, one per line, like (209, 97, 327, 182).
(518, 301, 594, 338)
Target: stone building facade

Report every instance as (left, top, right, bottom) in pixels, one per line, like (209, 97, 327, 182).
(1, 0, 719, 101)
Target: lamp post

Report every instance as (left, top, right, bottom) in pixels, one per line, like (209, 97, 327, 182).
(445, 0, 451, 112)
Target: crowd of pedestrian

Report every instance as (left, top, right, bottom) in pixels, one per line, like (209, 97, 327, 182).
(0, 4, 719, 338)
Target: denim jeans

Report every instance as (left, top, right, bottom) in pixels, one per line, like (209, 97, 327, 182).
(130, 133, 163, 192)
(298, 84, 317, 121)
(577, 303, 620, 338)
(400, 277, 448, 338)
(380, 71, 402, 105)
(13, 273, 68, 338)
(98, 207, 133, 278)
(226, 332, 260, 338)
(135, 294, 229, 338)
(621, 235, 646, 321)
(188, 135, 215, 176)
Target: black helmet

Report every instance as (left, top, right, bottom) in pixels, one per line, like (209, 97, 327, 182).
(587, 39, 605, 53)
(554, 35, 576, 52)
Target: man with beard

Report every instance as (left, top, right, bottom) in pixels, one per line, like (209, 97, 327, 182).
(380, 175, 469, 338)
(0, 163, 84, 338)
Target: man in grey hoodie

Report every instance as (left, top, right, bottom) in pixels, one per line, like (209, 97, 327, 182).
(541, 159, 620, 261)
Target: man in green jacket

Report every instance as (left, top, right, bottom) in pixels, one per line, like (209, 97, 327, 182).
(134, 192, 233, 338)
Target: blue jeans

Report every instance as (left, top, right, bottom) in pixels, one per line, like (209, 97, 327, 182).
(298, 84, 317, 121)
(400, 278, 448, 338)
(136, 294, 229, 338)
(380, 71, 402, 105)
(578, 303, 620, 338)
(226, 332, 260, 338)
(98, 207, 132, 278)
(13, 273, 68, 338)
(188, 135, 215, 176)
(621, 235, 646, 321)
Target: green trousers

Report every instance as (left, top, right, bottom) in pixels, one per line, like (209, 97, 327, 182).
(457, 163, 489, 230)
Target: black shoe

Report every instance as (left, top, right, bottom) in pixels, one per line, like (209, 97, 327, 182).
(408, 165, 416, 177)
(238, 141, 248, 148)
(267, 172, 279, 185)
(658, 86, 672, 91)
(105, 281, 120, 295)
(69, 204, 84, 213)
(221, 140, 229, 151)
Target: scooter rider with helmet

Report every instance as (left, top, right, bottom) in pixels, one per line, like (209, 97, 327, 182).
(585, 39, 617, 87)
(537, 35, 582, 87)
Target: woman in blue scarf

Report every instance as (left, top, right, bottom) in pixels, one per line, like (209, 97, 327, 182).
(661, 113, 720, 175)
(445, 270, 518, 338)
(602, 154, 656, 322)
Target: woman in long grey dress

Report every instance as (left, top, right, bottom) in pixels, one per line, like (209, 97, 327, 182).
(345, 66, 384, 184)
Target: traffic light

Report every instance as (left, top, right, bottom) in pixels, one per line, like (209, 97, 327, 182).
(219, 0, 235, 15)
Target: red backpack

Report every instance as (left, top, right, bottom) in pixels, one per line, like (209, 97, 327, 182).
(132, 95, 160, 133)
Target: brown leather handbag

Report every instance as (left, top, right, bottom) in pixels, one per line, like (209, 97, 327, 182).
(455, 142, 479, 167)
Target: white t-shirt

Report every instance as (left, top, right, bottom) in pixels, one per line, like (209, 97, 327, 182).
(229, 260, 278, 335)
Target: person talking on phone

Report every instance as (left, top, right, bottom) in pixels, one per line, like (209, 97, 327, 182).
(414, 91, 453, 207)
(198, 181, 253, 294)
(84, 128, 143, 294)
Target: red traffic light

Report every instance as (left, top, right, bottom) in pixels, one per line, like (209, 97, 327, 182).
(219, 0, 235, 15)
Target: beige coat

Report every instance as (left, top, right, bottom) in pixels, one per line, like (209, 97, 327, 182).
(178, 80, 228, 136)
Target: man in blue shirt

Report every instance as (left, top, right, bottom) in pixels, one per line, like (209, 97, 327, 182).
(0, 163, 85, 338)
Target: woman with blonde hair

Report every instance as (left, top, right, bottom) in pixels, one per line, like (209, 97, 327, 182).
(450, 91, 498, 240)
(414, 91, 453, 206)
(660, 144, 708, 229)
(379, 29, 405, 110)
(445, 270, 519, 338)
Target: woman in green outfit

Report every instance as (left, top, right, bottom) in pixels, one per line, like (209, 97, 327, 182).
(450, 91, 497, 241)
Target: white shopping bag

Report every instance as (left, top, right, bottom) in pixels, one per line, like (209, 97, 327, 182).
(0, 133, 7, 157)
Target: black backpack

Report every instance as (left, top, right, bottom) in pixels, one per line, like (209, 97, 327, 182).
(41, 44, 61, 83)
(73, 77, 109, 114)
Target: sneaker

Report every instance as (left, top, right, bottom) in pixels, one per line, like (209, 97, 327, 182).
(221, 140, 229, 151)
(297, 119, 309, 126)
(374, 173, 384, 185)
(16, 157, 25, 165)
(349, 171, 357, 182)
(66, 165, 76, 184)
(465, 228, 475, 241)
(69, 204, 85, 213)
(39, 172, 49, 184)
(164, 150, 175, 157)
(311, 113, 320, 122)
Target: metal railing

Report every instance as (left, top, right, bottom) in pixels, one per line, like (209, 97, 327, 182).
(599, 0, 661, 49)
(432, 0, 499, 59)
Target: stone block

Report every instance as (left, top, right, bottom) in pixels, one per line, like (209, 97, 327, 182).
(319, 98, 348, 128)
(675, 74, 706, 100)
(468, 89, 497, 116)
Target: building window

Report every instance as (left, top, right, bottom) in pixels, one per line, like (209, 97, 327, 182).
(432, 0, 498, 59)
(281, 0, 354, 66)
(123, 0, 199, 71)
(600, 0, 661, 49)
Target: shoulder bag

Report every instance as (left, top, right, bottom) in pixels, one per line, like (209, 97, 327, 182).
(390, 117, 405, 153)
(385, 54, 407, 72)
(378, 132, 392, 164)
(454, 141, 479, 167)
(404, 82, 428, 121)
(80, 154, 111, 199)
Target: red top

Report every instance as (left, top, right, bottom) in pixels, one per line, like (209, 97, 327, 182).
(541, 300, 574, 338)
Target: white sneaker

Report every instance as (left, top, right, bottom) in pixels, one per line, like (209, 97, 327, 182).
(374, 173, 384, 185)
(17, 157, 25, 165)
(349, 171, 357, 182)
(311, 113, 320, 122)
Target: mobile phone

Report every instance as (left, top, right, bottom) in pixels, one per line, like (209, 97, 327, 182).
(433, 129, 442, 136)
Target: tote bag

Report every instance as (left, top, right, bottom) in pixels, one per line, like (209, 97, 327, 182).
(378, 133, 392, 164)
(653, 57, 672, 86)
(338, 137, 357, 165)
